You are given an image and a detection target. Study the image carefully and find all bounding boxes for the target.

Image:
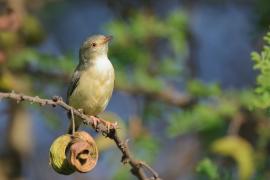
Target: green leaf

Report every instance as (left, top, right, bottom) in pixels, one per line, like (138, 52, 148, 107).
(187, 80, 221, 97)
(133, 69, 165, 92)
(113, 166, 132, 180)
(167, 104, 225, 137)
(252, 31, 270, 109)
(196, 158, 220, 180)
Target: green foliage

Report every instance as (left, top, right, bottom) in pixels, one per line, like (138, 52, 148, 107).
(113, 166, 132, 180)
(7, 48, 75, 74)
(196, 158, 220, 180)
(106, 10, 188, 92)
(252, 32, 270, 108)
(187, 79, 221, 97)
(133, 69, 164, 92)
(159, 57, 183, 76)
(234, 90, 258, 109)
(167, 104, 226, 137)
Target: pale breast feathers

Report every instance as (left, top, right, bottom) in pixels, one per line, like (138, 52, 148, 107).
(68, 58, 114, 115)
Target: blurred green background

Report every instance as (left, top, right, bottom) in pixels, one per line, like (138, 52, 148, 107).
(1, 0, 270, 179)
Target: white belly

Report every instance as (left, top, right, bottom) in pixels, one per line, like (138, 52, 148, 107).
(69, 59, 114, 115)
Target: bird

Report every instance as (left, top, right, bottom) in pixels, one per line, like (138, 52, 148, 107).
(67, 34, 115, 134)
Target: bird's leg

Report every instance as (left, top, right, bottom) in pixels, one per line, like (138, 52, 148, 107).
(89, 115, 118, 132)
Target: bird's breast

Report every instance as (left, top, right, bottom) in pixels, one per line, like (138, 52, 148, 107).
(69, 59, 115, 115)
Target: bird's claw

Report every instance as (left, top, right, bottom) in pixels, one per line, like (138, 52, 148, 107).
(90, 116, 99, 129)
(89, 116, 118, 132)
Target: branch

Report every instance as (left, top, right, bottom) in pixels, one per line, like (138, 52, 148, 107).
(0, 91, 161, 180)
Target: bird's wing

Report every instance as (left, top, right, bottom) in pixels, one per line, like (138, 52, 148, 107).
(67, 68, 81, 103)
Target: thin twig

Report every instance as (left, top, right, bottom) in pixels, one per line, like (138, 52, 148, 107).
(70, 108, 75, 135)
(0, 91, 161, 180)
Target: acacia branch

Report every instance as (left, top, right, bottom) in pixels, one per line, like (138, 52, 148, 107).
(0, 91, 161, 180)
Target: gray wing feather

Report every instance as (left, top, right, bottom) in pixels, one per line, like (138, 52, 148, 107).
(67, 69, 81, 103)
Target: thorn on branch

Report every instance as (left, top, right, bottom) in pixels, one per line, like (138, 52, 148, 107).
(52, 95, 62, 102)
(20, 94, 25, 101)
(119, 139, 129, 151)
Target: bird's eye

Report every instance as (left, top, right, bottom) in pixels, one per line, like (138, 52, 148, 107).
(92, 43, 97, 47)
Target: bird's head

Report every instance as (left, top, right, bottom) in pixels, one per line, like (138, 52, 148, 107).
(79, 34, 112, 62)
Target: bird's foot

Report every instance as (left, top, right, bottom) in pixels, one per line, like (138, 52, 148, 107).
(90, 116, 118, 132)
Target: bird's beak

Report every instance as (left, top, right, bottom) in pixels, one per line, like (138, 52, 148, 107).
(103, 35, 113, 43)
